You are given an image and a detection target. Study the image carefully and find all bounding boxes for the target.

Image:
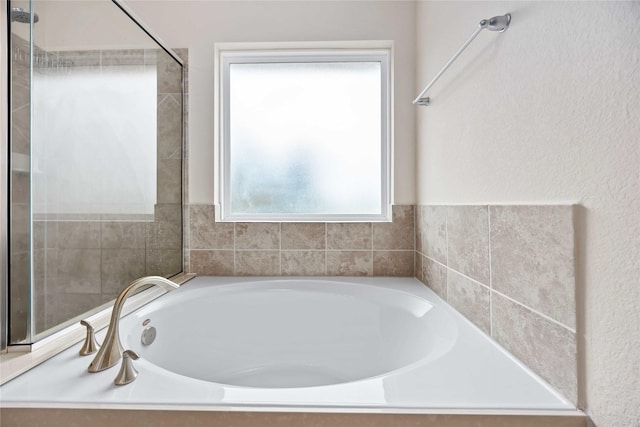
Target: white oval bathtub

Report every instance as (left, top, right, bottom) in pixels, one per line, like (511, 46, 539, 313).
(0, 277, 575, 411)
(124, 279, 458, 388)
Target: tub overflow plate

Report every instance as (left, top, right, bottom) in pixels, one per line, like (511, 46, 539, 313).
(141, 326, 157, 345)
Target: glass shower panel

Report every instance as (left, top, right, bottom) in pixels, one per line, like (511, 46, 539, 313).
(8, 0, 184, 343)
(8, 0, 34, 343)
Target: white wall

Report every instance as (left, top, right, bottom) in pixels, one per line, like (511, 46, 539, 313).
(125, 0, 417, 205)
(415, 2, 639, 426)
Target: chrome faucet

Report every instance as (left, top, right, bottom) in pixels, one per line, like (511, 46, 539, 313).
(88, 276, 179, 373)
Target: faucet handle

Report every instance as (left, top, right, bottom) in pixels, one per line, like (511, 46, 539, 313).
(114, 350, 140, 386)
(79, 319, 100, 356)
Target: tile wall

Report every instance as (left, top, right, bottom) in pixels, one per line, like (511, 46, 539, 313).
(415, 205, 577, 404)
(187, 205, 415, 277)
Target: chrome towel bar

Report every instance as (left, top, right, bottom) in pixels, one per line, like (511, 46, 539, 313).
(413, 13, 511, 106)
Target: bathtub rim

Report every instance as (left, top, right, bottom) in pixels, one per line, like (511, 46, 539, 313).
(0, 276, 577, 413)
(0, 401, 586, 418)
(0, 273, 197, 386)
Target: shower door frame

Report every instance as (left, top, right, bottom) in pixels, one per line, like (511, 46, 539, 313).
(2, 0, 10, 352)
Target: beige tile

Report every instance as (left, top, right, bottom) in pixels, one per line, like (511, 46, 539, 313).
(101, 249, 146, 294)
(157, 94, 183, 160)
(419, 205, 447, 264)
(189, 205, 234, 250)
(281, 251, 326, 275)
(235, 251, 280, 276)
(157, 158, 182, 204)
(55, 293, 110, 327)
(190, 250, 234, 275)
(183, 247, 191, 273)
(11, 75, 30, 112)
(447, 270, 491, 334)
(155, 203, 182, 222)
(373, 205, 414, 250)
(490, 205, 575, 329)
(414, 251, 423, 281)
(157, 51, 183, 94)
(11, 171, 29, 204)
(146, 205, 182, 250)
(146, 249, 183, 278)
(34, 250, 60, 293)
(33, 221, 58, 249)
(447, 206, 490, 285)
(373, 251, 414, 276)
(100, 49, 145, 66)
(171, 48, 189, 64)
(10, 203, 29, 253)
(326, 251, 372, 276)
(281, 223, 326, 249)
(57, 249, 101, 293)
(492, 293, 577, 404)
(421, 255, 447, 300)
(11, 105, 29, 140)
(101, 222, 146, 249)
(235, 223, 280, 250)
(56, 50, 101, 67)
(327, 223, 371, 250)
(11, 123, 30, 155)
(144, 48, 159, 66)
(57, 221, 101, 249)
(33, 249, 49, 293)
(9, 252, 29, 341)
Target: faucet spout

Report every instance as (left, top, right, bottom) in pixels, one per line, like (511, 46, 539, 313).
(88, 276, 179, 373)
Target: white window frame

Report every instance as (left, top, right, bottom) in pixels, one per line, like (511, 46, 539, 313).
(215, 42, 393, 222)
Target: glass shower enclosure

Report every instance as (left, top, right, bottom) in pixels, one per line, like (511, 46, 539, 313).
(5, 0, 185, 348)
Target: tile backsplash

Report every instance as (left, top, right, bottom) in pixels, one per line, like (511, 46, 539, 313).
(187, 204, 415, 277)
(415, 205, 577, 404)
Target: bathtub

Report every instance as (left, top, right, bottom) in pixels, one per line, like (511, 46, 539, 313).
(0, 277, 574, 411)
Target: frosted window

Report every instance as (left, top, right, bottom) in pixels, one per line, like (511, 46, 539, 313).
(221, 50, 390, 221)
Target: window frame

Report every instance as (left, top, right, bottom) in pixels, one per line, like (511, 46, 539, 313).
(215, 43, 392, 222)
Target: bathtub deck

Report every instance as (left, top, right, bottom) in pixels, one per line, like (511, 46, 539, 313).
(0, 277, 575, 413)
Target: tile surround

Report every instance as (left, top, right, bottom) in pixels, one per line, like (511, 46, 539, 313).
(327, 223, 372, 250)
(417, 205, 447, 264)
(188, 205, 415, 277)
(281, 223, 326, 249)
(492, 293, 578, 403)
(446, 206, 490, 284)
(414, 204, 577, 404)
(490, 206, 576, 329)
(446, 269, 491, 335)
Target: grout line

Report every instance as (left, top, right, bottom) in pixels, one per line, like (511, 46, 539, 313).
(487, 205, 493, 337)
(324, 223, 328, 276)
(445, 206, 449, 268)
(370, 222, 374, 275)
(491, 288, 577, 334)
(232, 222, 236, 275)
(278, 223, 282, 275)
(423, 251, 576, 334)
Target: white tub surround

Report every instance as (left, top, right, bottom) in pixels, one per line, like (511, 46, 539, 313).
(1, 277, 573, 411)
